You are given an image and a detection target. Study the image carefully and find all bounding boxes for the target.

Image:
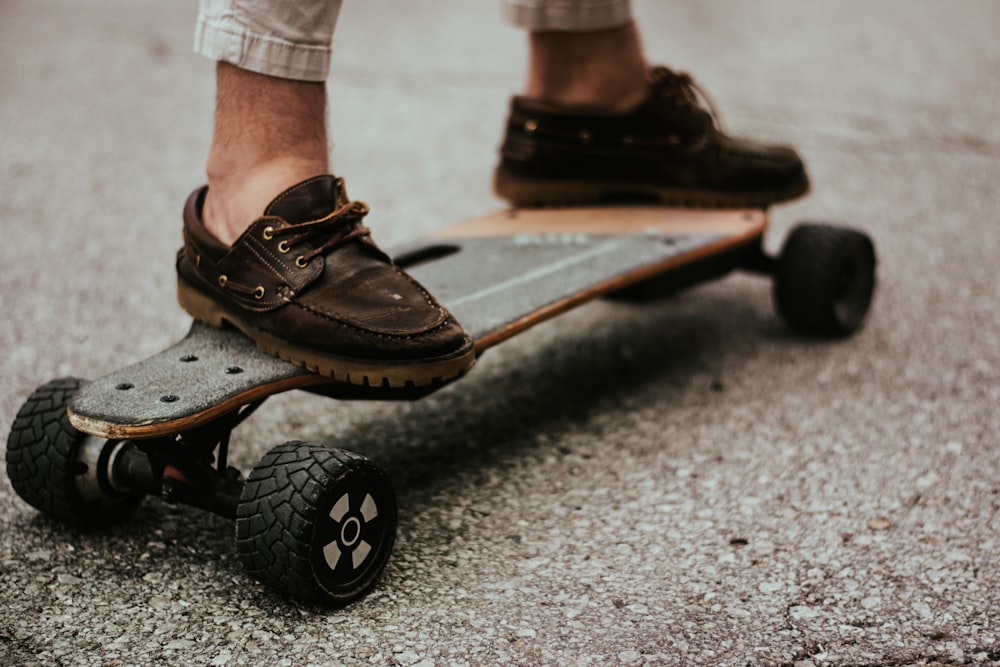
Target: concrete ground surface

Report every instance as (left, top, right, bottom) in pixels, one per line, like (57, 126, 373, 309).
(1, 1, 997, 665)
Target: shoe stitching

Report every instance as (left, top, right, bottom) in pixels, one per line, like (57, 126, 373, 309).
(286, 299, 454, 342)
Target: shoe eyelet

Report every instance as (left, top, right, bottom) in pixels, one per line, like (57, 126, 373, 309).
(262, 226, 274, 240)
(218, 275, 228, 287)
(253, 286, 265, 299)
(277, 240, 290, 254)
(295, 256, 309, 269)
(524, 119, 538, 133)
(578, 130, 592, 144)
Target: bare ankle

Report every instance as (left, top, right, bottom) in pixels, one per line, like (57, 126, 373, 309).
(202, 63, 330, 245)
(526, 23, 650, 111)
(203, 158, 327, 245)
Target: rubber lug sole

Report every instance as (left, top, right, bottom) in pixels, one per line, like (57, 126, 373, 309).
(493, 170, 810, 209)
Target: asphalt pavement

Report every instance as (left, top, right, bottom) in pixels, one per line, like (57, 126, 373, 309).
(2, 1, 999, 665)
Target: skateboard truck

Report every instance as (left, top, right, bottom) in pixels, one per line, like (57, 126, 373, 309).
(64, 399, 261, 523)
(105, 403, 262, 519)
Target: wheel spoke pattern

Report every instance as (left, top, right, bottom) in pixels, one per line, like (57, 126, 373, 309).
(323, 492, 379, 571)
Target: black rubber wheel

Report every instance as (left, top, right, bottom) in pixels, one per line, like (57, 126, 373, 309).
(774, 224, 876, 336)
(235, 441, 397, 604)
(6, 377, 143, 527)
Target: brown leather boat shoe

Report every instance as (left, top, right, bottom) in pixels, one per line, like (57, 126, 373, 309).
(176, 175, 474, 388)
(494, 66, 809, 208)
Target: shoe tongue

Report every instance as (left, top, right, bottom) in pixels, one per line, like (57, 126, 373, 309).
(264, 175, 341, 225)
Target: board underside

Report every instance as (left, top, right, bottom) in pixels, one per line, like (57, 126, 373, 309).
(68, 207, 766, 439)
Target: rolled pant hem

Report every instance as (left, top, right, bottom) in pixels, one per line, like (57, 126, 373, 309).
(502, 0, 632, 32)
(193, 15, 331, 82)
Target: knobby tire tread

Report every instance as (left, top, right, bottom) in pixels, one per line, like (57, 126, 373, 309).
(235, 441, 368, 603)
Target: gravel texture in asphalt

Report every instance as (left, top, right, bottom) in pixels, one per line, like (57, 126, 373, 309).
(2, 1, 998, 665)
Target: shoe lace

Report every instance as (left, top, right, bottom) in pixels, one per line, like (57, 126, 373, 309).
(273, 193, 372, 268)
(650, 66, 725, 132)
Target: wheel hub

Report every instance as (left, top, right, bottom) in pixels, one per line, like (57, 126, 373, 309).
(323, 492, 380, 571)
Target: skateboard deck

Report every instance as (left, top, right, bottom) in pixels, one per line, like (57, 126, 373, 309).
(68, 206, 767, 440)
(13, 205, 874, 606)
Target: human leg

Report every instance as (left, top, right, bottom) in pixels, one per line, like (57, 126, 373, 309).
(179, 0, 474, 385)
(525, 23, 649, 112)
(203, 64, 329, 245)
(195, 0, 342, 244)
(497, 0, 809, 207)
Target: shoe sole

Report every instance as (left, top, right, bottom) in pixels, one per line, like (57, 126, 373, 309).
(177, 277, 475, 389)
(493, 170, 810, 209)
